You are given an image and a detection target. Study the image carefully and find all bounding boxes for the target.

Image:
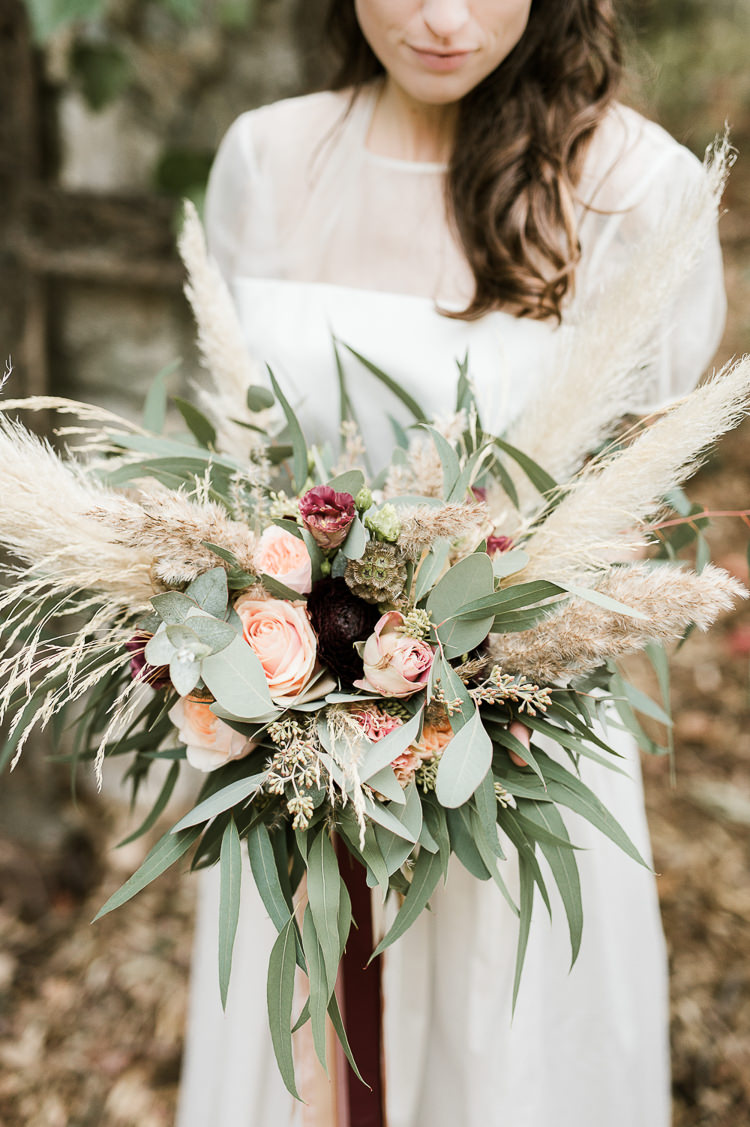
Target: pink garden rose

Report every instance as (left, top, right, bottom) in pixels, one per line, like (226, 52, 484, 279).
(298, 486, 355, 551)
(169, 697, 253, 772)
(255, 526, 312, 595)
(234, 595, 318, 705)
(353, 611, 434, 698)
(351, 705, 404, 743)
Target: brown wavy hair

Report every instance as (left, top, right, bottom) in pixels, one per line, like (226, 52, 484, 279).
(325, 0, 622, 321)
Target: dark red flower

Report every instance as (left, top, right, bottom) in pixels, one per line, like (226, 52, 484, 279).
(299, 486, 355, 551)
(126, 633, 171, 690)
(486, 534, 514, 556)
(306, 577, 380, 685)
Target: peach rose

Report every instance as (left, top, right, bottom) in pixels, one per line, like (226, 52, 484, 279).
(234, 595, 318, 705)
(393, 714, 454, 784)
(169, 697, 254, 772)
(255, 526, 312, 595)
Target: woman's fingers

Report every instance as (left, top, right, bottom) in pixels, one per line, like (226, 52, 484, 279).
(508, 719, 531, 767)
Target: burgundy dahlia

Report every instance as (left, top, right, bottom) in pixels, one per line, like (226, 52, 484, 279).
(298, 486, 355, 551)
(126, 633, 171, 690)
(306, 577, 380, 685)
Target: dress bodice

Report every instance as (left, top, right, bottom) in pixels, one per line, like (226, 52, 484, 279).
(231, 276, 556, 461)
(206, 84, 726, 461)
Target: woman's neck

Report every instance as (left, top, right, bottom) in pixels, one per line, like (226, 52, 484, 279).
(366, 77, 458, 164)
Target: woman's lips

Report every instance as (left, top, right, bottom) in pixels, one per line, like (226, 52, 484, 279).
(407, 45, 476, 72)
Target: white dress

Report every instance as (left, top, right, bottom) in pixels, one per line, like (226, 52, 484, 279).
(175, 86, 726, 1127)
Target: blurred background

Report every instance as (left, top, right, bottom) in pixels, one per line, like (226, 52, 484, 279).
(0, 1, 748, 1124)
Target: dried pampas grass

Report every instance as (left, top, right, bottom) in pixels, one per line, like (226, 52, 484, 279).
(502, 135, 735, 514)
(488, 563, 746, 683)
(516, 355, 750, 583)
(0, 416, 154, 608)
(397, 501, 488, 559)
(178, 201, 268, 458)
(103, 488, 258, 586)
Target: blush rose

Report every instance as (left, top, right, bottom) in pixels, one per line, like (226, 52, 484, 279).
(255, 526, 312, 595)
(234, 595, 318, 705)
(353, 610, 434, 698)
(169, 697, 253, 772)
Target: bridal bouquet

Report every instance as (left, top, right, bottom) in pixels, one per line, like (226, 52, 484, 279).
(1, 143, 747, 1093)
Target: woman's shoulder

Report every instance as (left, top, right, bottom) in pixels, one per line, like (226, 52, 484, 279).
(580, 102, 707, 215)
(215, 89, 353, 172)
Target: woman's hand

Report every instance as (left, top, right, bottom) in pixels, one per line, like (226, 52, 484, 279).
(508, 720, 531, 767)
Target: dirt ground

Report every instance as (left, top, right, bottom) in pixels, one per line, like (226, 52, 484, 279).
(1, 92, 750, 1127)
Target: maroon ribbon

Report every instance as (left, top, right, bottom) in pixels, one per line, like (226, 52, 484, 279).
(339, 850, 385, 1127)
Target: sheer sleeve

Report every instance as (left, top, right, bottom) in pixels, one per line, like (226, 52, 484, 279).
(576, 105, 727, 409)
(204, 111, 281, 285)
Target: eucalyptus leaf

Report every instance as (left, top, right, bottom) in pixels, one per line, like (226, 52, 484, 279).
(268, 367, 308, 491)
(173, 396, 217, 448)
(261, 573, 309, 602)
(166, 623, 210, 653)
(423, 425, 460, 497)
(201, 634, 274, 719)
(142, 359, 181, 433)
(414, 540, 450, 602)
(370, 847, 443, 959)
(446, 806, 491, 880)
(363, 794, 419, 843)
(218, 818, 242, 1008)
(267, 918, 301, 1099)
(361, 708, 423, 781)
(532, 754, 649, 868)
(247, 824, 292, 933)
(117, 762, 180, 848)
(302, 906, 330, 1070)
(185, 568, 229, 617)
(341, 515, 368, 560)
(492, 549, 530, 579)
(365, 765, 407, 804)
(171, 772, 267, 832)
(435, 709, 492, 808)
(492, 437, 557, 496)
(374, 823, 415, 876)
(169, 652, 202, 696)
(247, 384, 276, 412)
(512, 852, 535, 1013)
(187, 616, 237, 655)
(327, 469, 365, 495)
(93, 827, 200, 920)
(144, 627, 175, 667)
(306, 831, 341, 996)
(151, 591, 195, 625)
(339, 343, 428, 422)
(518, 799, 583, 966)
(469, 808, 518, 916)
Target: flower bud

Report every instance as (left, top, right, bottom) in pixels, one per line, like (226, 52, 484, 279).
(364, 503, 401, 543)
(354, 485, 374, 513)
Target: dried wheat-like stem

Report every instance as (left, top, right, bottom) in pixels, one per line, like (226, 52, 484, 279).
(0, 416, 154, 607)
(516, 355, 750, 583)
(383, 436, 445, 500)
(325, 706, 370, 847)
(178, 201, 268, 458)
(488, 563, 745, 682)
(501, 135, 734, 514)
(102, 488, 258, 586)
(397, 501, 488, 559)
